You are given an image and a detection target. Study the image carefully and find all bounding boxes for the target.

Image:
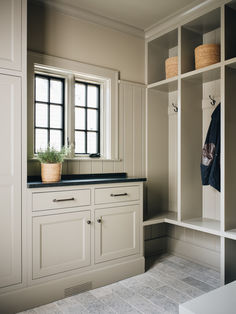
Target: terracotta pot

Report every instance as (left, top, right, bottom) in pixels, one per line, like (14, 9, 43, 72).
(41, 163, 62, 183)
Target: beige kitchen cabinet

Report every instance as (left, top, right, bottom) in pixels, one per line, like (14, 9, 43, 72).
(32, 210, 91, 279)
(0, 0, 22, 71)
(0, 74, 22, 288)
(94, 205, 140, 263)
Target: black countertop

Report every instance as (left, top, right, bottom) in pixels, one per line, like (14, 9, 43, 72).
(27, 173, 146, 188)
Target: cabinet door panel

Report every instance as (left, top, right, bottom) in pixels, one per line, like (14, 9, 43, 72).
(33, 211, 91, 279)
(0, 0, 22, 71)
(95, 205, 140, 263)
(0, 74, 21, 288)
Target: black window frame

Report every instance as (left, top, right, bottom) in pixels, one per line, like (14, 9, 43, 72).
(74, 81, 100, 155)
(34, 73, 65, 153)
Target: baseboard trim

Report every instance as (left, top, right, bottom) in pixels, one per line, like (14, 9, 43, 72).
(145, 237, 167, 257)
(167, 237, 220, 270)
(0, 257, 144, 314)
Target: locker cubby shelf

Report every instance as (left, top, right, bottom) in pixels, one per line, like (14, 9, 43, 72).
(147, 76, 178, 92)
(181, 218, 221, 235)
(225, 229, 236, 240)
(181, 62, 221, 83)
(181, 8, 221, 74)
(148, 28, 178, 84)
(143, 211, 177, 226)
(143, 213, 220, 236)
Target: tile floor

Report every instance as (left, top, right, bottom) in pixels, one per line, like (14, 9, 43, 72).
(19, 254, 221, 314)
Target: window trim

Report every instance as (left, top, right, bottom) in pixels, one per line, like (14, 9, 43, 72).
(34, 73, 65, 153)
(27, 51, 119, 160)
(74, 80, 101, 155)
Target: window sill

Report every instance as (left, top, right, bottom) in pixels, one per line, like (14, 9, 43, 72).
(28, 157, 122, 162)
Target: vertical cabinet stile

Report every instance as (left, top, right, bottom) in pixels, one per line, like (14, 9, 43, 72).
(0, 0, 26, 290)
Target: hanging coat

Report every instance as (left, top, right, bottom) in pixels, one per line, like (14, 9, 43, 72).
(201, 103, 221, 192)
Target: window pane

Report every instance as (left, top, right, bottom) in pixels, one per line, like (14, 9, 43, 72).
(88, 85, 98, 108)
(87, 132, 97, 154)
(50, 130, 62, 151)
(75, 107, 85, 130)
(87, 109, 98, 131)
(35, 129, 48, 152)
(50, 105, 62, 128)
(75, 131, 85, 154)
(75, 83, 85, 107)
(50, 79, 63, 104)
(35, 77, 48, 102)
(35, 103, 48, 127)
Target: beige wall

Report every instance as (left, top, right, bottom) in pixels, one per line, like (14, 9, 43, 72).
(27, 2, 146, 177)
(27, 2, 145, 84)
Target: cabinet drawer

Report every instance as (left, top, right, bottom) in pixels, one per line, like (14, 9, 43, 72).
(32, 189, 91, 211)
(94, 185, 139, 205)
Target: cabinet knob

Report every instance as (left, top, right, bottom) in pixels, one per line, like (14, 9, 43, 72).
(87, 220, 91, 224)
(97, 218, 102, 223)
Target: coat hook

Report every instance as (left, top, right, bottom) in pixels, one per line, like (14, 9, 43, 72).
(172, 103, 178, 112)
(209, 95, 216, 106)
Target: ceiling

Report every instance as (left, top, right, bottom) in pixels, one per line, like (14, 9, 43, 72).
(39, 0, 207, 31)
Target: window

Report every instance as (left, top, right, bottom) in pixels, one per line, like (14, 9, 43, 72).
(34, 74, 65, 152)
(29, 52, 118, 160)
(75, 82, 100, 155)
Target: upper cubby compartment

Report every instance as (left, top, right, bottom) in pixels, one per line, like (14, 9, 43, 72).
(225, 1, 236, 61)
(147, 29, 178, 85)
(181, 8, 221, 74)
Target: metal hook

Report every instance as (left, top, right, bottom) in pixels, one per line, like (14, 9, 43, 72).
(209, 95, 216, 106)
(172, 103, 178, 112)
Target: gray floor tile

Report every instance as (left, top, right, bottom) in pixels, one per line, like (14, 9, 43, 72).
(90, 286, 113, 299)
(124, 294, 164, 314)
(73, 292, 114, 313)
(156, 285, 191, 304)
(186, 268, 221, 287)
(17, 311, 38, 314)
(151, 262, 187, 280)
(100, 293, 141, 313)
(182, 276, 215, 292)
(109, 283, 136, 300)
(129, 282, 178, 313)
(134, 273, 164, 289)
(34, 303, 63, 314)
(55, 302, 89, 314)
(166, 278, 204, 298)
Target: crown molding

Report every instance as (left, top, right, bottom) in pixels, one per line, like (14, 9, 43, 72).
(145, 0, 230, 40)
(28, 0, 144, 38)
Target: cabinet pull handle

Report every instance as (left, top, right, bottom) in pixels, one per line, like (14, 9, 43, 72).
(97, 218, 102, 223)
(53, 197, 75, 202)
(110, 193, 128, 197)
(87, 220, 91, 224)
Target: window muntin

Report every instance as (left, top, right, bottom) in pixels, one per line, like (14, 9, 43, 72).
(34, 74, 65, 152)
(74, 81, 100, 155)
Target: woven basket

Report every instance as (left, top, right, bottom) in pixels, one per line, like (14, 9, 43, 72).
(165, 56, 178, 79)
(195, 44, 220, 70)
(41, 163, 62, 183)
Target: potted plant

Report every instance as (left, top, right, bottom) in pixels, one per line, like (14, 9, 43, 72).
(37, 146, 67, 183)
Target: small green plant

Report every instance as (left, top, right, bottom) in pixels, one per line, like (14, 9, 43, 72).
(37, 146, 68, 164)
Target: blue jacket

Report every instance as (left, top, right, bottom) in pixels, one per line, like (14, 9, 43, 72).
(201, 104, 220, 192)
